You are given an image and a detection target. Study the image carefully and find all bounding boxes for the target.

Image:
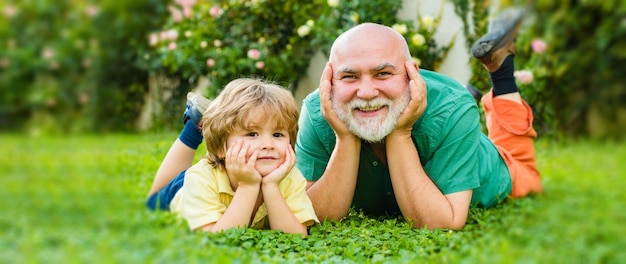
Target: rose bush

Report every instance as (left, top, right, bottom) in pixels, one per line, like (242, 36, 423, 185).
(142, 0, 455, 99)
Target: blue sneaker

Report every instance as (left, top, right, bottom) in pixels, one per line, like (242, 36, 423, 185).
(182, 92, 211, 131)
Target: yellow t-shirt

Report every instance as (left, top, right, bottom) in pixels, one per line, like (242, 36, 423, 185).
(170, 159, 319, 231)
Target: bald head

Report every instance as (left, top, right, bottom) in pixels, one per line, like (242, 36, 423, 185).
(329, 23, 411, 63)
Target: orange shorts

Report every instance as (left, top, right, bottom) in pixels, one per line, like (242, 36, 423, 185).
(482, 91, 543, 198)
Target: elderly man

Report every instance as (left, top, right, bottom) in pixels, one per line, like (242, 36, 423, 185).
(295, 8, 541, 229)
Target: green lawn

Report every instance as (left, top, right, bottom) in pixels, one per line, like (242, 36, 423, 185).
(1, 133, 624, 263)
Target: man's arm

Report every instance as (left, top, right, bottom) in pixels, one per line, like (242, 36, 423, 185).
(305, 62, 361, 221)
(385, 61, 472, 229)
(305, 136, 361, 221)
(386, 132, 472, 229)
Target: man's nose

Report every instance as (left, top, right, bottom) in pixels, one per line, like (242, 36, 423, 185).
(356, 76, 379, 100)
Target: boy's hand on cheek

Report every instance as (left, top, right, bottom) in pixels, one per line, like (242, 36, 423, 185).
(225, 140, 261, 187)
(262, 145, 295, 186)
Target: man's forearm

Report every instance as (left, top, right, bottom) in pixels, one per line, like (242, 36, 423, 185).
(385, 134, 470, 229)
(306, 137, 361, 221)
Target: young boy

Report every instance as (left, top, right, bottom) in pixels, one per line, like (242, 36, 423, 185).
(146, 78, 319, 236)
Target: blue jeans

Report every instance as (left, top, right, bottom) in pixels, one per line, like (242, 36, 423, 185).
(146, 170, 186, 210)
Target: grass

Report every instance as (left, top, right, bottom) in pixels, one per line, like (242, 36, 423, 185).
(1, 133, 624, 263)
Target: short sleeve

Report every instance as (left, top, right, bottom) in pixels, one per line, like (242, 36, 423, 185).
(179, 162, 227, 231)
(295, 90, 335, 181)
(423, 102, 482, 194)
(279, 168, 320, 226)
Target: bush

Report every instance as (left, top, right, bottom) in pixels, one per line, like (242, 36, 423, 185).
(0, 0, 168, 133)
(1, 0, 456, 133)
(141, 0, 455, 96)
(512, 0, 626, 139)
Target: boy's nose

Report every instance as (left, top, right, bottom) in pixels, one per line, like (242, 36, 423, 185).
(260, 136, 275, 150)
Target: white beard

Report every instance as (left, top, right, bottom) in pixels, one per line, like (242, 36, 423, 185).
(331, 89, 411, 143)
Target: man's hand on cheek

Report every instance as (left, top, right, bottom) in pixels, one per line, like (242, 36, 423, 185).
(394, 61, 427, 134)
(320, 62, 354, 139)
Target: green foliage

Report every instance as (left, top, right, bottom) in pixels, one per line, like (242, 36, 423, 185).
(142, 0, 454, 99)
(0, 1, 168, 133)
(1, 0, 456, 134)
(512, 0, 626, 139)
(2, 133, 625, 263)
(450, 0, 491, 91)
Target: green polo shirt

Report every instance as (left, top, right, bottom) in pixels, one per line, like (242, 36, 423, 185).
(295, 69, 511, 215)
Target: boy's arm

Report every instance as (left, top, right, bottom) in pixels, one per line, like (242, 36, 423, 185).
(262, 183, 308, 237)
(199, 185, 260, 232)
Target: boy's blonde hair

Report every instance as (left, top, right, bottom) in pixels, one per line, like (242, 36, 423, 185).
(201, 78, 299, 170)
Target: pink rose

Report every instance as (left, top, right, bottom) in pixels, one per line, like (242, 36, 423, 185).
(255, 61, 265, 69)
(168, 5, 182, 22)
(206, 58, 215, 67)
(514, 70, 534, 84)
(531, 39, 547, 54)
(149, 33, 159, 46)
(247, 49, 260, 60)
(176, 0, 197, 8)
(86, 5, 99, 17)
(42, 48, 55, 59)
(210, 6, 223, 17)
(4, 5, 16, 18)
(168, 42, 177, 50)
(166, 29, 178, 41)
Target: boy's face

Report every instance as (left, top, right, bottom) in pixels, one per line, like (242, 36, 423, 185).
(225, 111, 291, 177)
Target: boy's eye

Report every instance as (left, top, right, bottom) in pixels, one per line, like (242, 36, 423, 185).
(246, 132, 258, 137)
(273, 132, 285, 137)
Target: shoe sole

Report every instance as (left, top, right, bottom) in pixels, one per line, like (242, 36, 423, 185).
(471, 8, 525, 59)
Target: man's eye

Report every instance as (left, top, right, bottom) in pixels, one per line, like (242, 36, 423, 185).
(341, 75, 357, 80)
(376, 72, 392, 77)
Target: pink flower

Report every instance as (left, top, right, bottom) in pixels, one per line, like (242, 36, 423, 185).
(209, 6, 223, 17)
(182, 6, 192, 17)
(255, 61, 265, 69)
(149, 33, 159, 46)
(176, 0, 197, 8)
(166, 29, 178, 41)
(168, 42, 177, 50)
(247, 49, 260, 60)
(168, 5, 183, 22)
(206, 58, 215, 67)
(42, 48, 55, 59)
(4, 5, 16, 18)
(531, 39, 547, 54)
(514, 70, 534, 84)
(86, 5, 99, 17)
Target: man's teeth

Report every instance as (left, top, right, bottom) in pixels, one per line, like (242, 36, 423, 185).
(359, 106, 380, 111)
